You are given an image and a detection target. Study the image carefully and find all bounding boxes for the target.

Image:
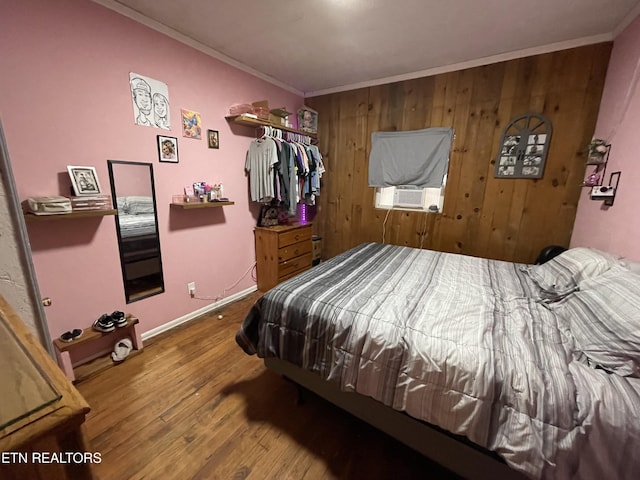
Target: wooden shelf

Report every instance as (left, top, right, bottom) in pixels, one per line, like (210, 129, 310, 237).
(53, 315, 143, 383)
(53, 316, 139, 353)
(226, 114, 317, 138)
(24, 209, 117, 222)
(72, 349, 142, 383)
(170, 201, 235, 209)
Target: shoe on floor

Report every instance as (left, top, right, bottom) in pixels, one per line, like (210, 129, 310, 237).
(93, 314, 115, 333)
(59, 328, 83, 342)
(111, 311, 127, 328)
(111, 337, 133, 363)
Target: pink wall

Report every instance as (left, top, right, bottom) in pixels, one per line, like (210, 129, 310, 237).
(571, 15, 640, 261)
(0, 0, 303, 342)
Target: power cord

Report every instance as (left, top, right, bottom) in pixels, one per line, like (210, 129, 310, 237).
(384, 208, 430, 248)
(191, 263, 257, 301)
(419, 211, 429, 249)
(382, 208, 392, 244)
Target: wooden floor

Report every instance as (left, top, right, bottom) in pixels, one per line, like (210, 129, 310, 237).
(77, 291, 460, 480)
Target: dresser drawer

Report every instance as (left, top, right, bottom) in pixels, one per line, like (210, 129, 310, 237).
(279, 265, 311, 283)
(278, 226, 312, 248)
(255, 223, 313, 292)
(278, 241, 312, 262)
(278, 253, 313, 278)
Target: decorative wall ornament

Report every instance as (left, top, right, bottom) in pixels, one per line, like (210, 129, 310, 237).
(583, 139, 611, 187)
(67, 165, 102, 196)
(157, 135, 178, 163)
(207, 129, 219, 149)
(181, 108, 202, 139)
(586, 138, 609, 165)
(129, 72, 170, 130)
(297, 106, 318, 134)
(494, 113, 552, 179)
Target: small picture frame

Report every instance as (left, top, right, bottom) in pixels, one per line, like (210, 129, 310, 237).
(207, 129, 219, 149)
(67, 166, 102, 196)
(297, 106, 318, 134)
(157, 135, 179, 163)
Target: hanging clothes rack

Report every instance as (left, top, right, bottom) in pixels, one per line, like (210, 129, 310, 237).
(247, 124, 325, 214)
(257, 125, 313, 145)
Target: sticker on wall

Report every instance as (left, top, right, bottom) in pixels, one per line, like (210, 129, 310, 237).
(129, 72, 170, 130)
(181, 108, 202, 139)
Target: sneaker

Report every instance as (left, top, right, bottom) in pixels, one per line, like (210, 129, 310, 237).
(93, 314, 115, 333)
(60, 328, 83, 342)
(111, 311, 127, 328)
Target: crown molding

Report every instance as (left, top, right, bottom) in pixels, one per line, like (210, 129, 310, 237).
(305, 34, 613, 97)
(612, 3, 640, 37)
(91, 0, 304, 97)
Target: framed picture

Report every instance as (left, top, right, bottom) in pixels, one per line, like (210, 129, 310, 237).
(157, 135, 179, 163)
(297, 106, 318, 134)
(67, 166, 102, 196)
(207, 129, 219, 149)
(494, 113, 552, 179)
(181, 108, 202, 139)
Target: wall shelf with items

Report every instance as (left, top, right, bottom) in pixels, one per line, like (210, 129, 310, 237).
(589, 171, 621, 207)
(170, 201, 235, 209)
(23, 209, 117, 222)
(582, 141, 610, 187)
(225, 114, 317, 139)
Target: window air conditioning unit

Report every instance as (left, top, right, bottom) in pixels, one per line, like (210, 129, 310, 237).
(393, 187, 425, 208)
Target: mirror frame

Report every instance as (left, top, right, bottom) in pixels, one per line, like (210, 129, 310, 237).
(107, 160, 165, 303)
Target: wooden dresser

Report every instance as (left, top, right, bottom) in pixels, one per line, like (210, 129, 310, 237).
(255, 223, 313, 291)
(0, 295, 94, 480)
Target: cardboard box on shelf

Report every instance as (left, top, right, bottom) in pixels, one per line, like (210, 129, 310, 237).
(269, 107, 291, 126)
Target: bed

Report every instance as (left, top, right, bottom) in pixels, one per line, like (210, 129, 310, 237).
(236, 243, 640, 480)
(116, 196, 158, 239)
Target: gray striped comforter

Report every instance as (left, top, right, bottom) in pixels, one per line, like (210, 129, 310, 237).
(236, 243, 640, 479)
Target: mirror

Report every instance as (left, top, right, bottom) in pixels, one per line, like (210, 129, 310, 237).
(108, 160, 165, 303)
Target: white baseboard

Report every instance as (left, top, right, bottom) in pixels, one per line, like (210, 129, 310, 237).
(141, 285, 258, 342)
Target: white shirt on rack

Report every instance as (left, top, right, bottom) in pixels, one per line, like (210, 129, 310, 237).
(245, 138, 278, 202)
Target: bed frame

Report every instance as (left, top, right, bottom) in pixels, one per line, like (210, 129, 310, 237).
(265, 357, 527, 480)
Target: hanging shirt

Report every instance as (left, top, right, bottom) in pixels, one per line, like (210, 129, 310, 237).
(275, 142, 291, 209)
(245, 138, 278, 202)
(308, 145, 324, 196)
(282, 142, 298, 216)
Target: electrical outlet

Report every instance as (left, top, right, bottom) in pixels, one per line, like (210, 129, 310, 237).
(188, 282, 196, 296)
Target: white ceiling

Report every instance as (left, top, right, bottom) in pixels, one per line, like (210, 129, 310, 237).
(97, 0, 640, 96)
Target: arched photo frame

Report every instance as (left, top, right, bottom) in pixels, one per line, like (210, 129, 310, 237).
(495, 113, 552, 179)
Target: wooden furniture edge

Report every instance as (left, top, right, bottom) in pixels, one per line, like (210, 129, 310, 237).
(0, 295, 90, 451)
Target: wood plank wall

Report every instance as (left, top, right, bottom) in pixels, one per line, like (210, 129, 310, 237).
(307, 43, 612, 263)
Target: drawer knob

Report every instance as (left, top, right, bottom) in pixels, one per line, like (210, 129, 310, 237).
(294, 235, 299, 240)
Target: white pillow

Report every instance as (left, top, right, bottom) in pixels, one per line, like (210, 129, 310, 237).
(553, 267, 640, 377)
(524, 247, 621, 298)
